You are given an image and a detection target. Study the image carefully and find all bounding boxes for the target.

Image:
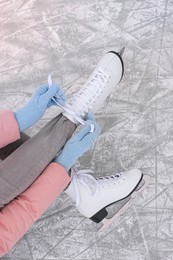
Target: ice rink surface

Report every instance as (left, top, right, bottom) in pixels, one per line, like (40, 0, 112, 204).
(0, 0, 173, 259)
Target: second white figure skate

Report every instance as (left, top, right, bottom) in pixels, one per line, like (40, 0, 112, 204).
(63, 48, 125, 124)
(65, 162, 150, 231)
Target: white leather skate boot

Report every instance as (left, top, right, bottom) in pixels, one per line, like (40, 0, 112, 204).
(65, 162, 143, 223)
(63, 48, 124, 124)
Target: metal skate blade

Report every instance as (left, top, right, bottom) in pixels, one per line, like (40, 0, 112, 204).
(99, 199, 132, 233)
(98, 175, 151, 233)
(132, 175, 151, 197)
(119, 47, 125, 57)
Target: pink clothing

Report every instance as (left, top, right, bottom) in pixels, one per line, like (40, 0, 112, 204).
(0, 110, 70, 257)
(0, 110, 20, 148)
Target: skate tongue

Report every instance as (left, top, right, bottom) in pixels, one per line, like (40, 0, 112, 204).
(47, 73, 94, 133)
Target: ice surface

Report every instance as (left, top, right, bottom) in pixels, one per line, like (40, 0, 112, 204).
(1, 0, 173, 259)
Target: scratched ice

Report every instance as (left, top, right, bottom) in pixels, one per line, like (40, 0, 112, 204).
(0, 0, 173, 259)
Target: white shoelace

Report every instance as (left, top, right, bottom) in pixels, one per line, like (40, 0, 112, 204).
(47, 73, 94, 132)
(71, 162, 123, 206)
(69, 69, 109, 117)
(71, 167, 99, 206)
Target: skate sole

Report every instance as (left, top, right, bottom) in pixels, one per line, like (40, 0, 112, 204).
(89, 174, 150, 231)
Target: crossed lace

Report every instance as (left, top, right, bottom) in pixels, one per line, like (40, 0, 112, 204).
(68, 69, 109, 117)
(48, 73, 87, 125)
(47, 69, 109, 128)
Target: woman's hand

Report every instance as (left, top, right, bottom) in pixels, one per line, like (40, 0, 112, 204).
(14, 84, 66, 131)
(54, 112, 101, 172)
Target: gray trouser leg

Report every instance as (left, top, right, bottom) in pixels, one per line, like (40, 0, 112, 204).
(0, 114, 76, 208)
(0, 132, 30, 160)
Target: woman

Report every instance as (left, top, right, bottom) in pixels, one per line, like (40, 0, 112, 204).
(0, 50, 142, 256)
(0, 83, 101, 256)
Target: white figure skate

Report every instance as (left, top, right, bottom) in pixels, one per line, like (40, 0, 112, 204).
(65, 162, 150, 231)
(62, 48, 125, 124)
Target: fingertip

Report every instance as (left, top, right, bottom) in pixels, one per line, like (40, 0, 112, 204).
(79, 122, 91, 136)
(41, 84, 49, 90)
(86, 111, 95, 121)
(85, 120, 92, 129)
(57, 87, 64, 96)
(91, 123, 101, 137)
(63, 95, 67, 101)
(35, 84, 48, 95)
(49, 84, 59, 93)
(56, 99, 65, 106)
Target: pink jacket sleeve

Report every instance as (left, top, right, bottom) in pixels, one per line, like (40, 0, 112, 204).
(0, 110, 71, 257)
(0, 110, 20, 148)
(0, 163, 70, 257)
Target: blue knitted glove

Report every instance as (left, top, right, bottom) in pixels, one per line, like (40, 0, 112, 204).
(14, 84, 66, 131)
(54, 112, 101, 172)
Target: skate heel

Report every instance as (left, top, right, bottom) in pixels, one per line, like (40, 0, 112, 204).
(90, 208, 108, 223)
